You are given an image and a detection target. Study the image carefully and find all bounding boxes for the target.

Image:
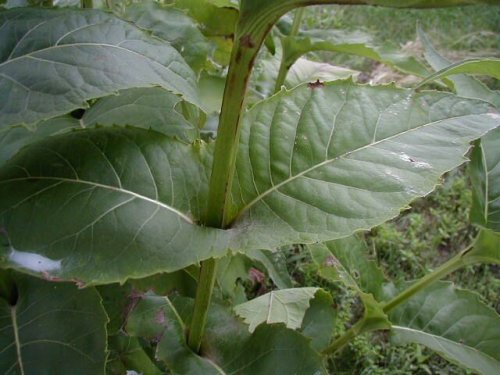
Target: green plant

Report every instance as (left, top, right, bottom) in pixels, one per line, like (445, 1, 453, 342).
(0, 0, 499, 374)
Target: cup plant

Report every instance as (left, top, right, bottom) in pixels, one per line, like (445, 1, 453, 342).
(0, 0, 499, 374)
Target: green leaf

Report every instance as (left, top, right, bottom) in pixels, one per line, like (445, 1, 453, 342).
(127, 293, 327, 374)
(107, 335, 163, 375)
(231, 80, 500, 251)
(0, 8, 199, 127)
(216, 253, 251, 302)
(418, 58, 500, 87)
(0, 127, 231, 284)
(234, 287, 319, 332)
(122, 2, 210, 73)
(464, 229, 500, 265)
(390, 282, 500, 375)
(310, 235, 386, 300)
(246, 248, 293, 289)
(418, 26, 500, 107)
(0, 115, 80, 165)
(174, 0, 238, 38)
(300, 289, 336, 351)
(97, 283, 133, 335)
(470, 126, 500, 231)
(0, 272, 108, 374)
(82, 87, 198, 142)
(281, 29, 428, 79)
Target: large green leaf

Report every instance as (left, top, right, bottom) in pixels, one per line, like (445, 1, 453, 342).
(0, 272, 108, 374)
(390, 282, 500, 375)
(234, 287, 319, 332)
(230, 80, 500, 250)
(310, 235, 386, 300)
(126, 293, 327, 375)
(0, 127, 230, 284)
(0, 115, 80, 165)
(82, 87, 198, 142)
(418, 26, 500, 107)
(0, 8, 199, 127)
(470, 126, 500, 231)
(122, 2, 210, 73)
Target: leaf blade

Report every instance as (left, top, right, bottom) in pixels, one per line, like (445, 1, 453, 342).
(0, 8, 199, 127)
(0, 127, 230, 284)
(231, 80, 500, 250)
(390, 282, 500, 375)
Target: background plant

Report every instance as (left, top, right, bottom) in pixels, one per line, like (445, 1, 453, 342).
(0, 0, 499, 374)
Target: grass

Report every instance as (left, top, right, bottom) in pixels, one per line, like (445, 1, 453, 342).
(297, 4, 500, 87)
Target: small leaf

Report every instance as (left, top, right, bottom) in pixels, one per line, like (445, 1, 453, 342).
(0, 271, 108, 374)
(231, 80, 500, 251)
(0, 8, 199, 127)
(281, 29, 428, 79)
(246, 248, 293, 289)
(0, 127, 230, 284)
(233, 287, 319, 332)
(390, 282, 500, 375)
(418, 58, 500, 87)
(82, 87, 198, 142)
(469, 126, 500, 231)
(418, 25, 500, 107)
(310, 235, 386, 300)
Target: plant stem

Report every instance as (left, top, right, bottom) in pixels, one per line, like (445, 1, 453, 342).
(187, 258, 217, 353)
(188, 15, 268, 353)
(80, 0, 93, 8)
(323, 319, 365, 355)
(274, 8, 305, 93)
(324, 248, 470, 355)
(382, 248, 467, 313)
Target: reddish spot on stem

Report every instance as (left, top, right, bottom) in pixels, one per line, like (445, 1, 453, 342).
(240, 34, 255, 48)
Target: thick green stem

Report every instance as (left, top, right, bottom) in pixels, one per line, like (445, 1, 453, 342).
(323, 319, 365, 355)
(274, 8, 304, 93)
(324, 248, 471, 355)
(188, 13, 271, 353)
(187, 258, 217, 352)
(382, 248, 467, 313)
